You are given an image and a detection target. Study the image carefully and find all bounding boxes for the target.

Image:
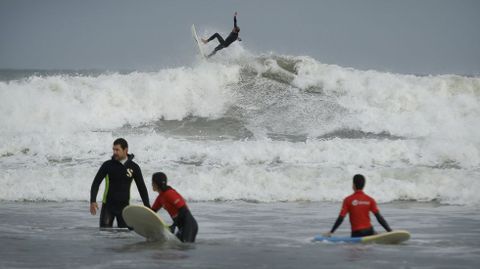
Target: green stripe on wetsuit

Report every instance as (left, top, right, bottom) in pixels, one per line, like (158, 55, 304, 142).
(102, 174, 110, 203)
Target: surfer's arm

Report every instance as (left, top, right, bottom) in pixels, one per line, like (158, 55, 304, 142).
(327, 199, 348, 234)
(151, 196, 162, 212)
(374, 213, 392, 232)
(133, 165, 151, 208)
(329, 215, 345, 234)
(234, 12, 237, 28)
(90, 162, 107, 203)
(150, 194, 163, 212)
(371, 199, 391, 232)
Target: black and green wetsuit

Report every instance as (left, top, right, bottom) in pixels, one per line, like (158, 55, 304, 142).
(90, 154, 150, 228)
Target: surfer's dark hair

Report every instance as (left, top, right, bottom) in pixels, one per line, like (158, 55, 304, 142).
(353, 174, 365, 190)
(152, 172, 168, 191)
(113, 138, 128, 149)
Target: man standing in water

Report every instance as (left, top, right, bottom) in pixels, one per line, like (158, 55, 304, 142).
(202, 11, 242, 58)
(90, 138, 150, 228)
(325, 174, 392, 237)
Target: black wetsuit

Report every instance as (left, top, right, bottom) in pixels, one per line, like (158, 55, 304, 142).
(207, 16, 240, 57)
(172, 207, 198, 243)
(351, 226, 375, 237)
(90, 154, 150, 228)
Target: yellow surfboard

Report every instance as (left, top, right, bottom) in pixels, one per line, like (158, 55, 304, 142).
(361, 230, 410, 244)
(314, 230, 410, 244)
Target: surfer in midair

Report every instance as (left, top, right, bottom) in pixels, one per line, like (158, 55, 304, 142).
(202, 12, 242, 58)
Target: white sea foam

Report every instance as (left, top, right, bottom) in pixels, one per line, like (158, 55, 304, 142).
(1, 52, 479, 205)
(292, 56, 480, 142)
(1, 133, 479, 205)
(0, 63, 240, 133)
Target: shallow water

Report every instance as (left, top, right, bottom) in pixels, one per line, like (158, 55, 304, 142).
(0, 201, 479, 269)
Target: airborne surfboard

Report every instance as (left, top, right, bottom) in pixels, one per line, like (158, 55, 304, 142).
(313, 230, 410, 244)
(191, 24, 206, 59)
(122, 205, 180, 242)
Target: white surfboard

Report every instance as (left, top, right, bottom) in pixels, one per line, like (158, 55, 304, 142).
(191, 24, 206, 59)
(122, 205, 180, 242)
(313, 230, 411, 244)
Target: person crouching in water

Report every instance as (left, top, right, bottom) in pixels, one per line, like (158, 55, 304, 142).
(151, 172, 198, 243)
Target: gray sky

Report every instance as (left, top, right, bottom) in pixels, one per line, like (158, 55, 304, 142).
(1, 0, 479, 75)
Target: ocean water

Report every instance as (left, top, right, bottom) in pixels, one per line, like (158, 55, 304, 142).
(0, 202, 479, 269)
(1, 47, 480, 268)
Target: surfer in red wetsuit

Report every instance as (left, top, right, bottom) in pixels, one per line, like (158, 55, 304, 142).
(324, 174, 392, 238)
(151, 172, 198, 243)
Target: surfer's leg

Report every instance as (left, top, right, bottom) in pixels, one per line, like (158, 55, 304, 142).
(184, 214, 198, 243)
(178, 211, 198, 243)
(116, 214, 128, 228)
(111, 205, 130, 229)
(99, 203, 114, 228)
(175, 229, 183, 241)
(207, 33, 226, 45)
(114, 209, 128, 228)
(351, 227, 375, 238)
(207, 44, 225, 58)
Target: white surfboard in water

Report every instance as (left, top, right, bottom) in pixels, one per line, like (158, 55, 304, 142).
(122, 205, 180, 242)
(191, 24, 206, 59)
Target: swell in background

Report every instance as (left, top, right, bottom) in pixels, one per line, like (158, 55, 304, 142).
(1, 46, 479, 205)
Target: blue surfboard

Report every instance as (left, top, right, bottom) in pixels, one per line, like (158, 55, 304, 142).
(313, 236, 363, 243)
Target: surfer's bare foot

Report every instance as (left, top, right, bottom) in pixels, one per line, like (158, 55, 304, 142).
(201, 38, 208, 44)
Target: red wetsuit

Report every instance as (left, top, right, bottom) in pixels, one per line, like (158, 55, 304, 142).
(151, 187, 187, 218)
(339, 190, 379, 232)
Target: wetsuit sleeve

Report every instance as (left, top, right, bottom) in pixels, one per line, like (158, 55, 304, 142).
(234, 15, 237, 28)
(133, 164, 151, 208)
(339, 198, 349, 217)
(151, 195, 162, 212)
(370, 198, 379, 214)
(330, 199, 348, 233)
(374, 212, 392, 232)
(330, 216, 344, 233)
(90, 162, 108, 203)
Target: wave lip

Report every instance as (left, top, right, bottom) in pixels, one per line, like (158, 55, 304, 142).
(1, 53, 479, 141)
(290, 56, 480, 141)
